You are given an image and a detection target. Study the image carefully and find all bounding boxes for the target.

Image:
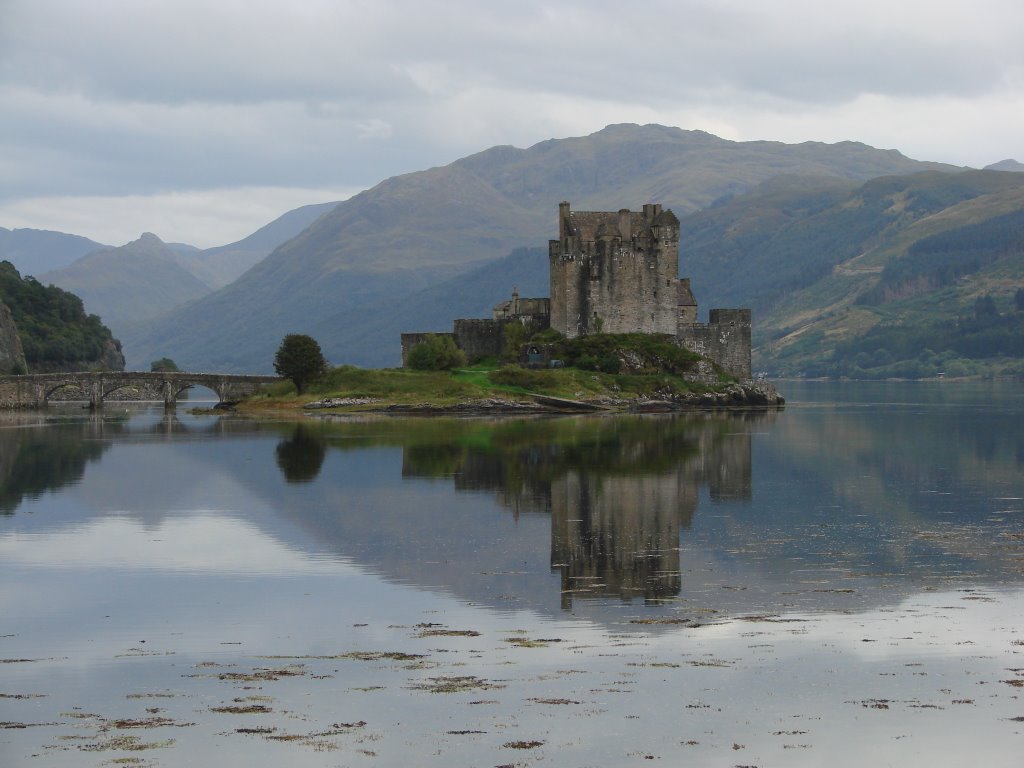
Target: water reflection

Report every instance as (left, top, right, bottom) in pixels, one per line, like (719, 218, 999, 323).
(275, 424, 327, 483)
(0, 413, 121, 514)
(2, 385, 1022, 623)
(254, 400, 1023, 618)
(280, 413, 768, 608)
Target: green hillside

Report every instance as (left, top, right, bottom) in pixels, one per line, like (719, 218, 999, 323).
(0, 261, 123, 372)
(339, 169, 1024, 376)
(681, 171, 1024, 377)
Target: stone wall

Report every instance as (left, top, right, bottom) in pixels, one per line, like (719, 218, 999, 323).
(453, 319, 508, 363)
(677, 309, 752, 380)
(0, 377, 37, 408)
(549, 202, 681, 338)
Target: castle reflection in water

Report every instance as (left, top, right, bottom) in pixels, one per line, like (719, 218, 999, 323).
(400, 412, 768, 607)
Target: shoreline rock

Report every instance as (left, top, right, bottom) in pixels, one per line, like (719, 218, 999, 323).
(303, 382, 784, 416)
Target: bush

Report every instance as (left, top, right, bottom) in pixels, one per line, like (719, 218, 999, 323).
(150, 357, 179, 372)
(407, 334, 466, 370)
(556, 333, 700, 376)
(531, 328, 564, 343)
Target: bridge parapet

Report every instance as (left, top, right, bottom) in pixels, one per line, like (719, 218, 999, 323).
(0, 371, 283, 410)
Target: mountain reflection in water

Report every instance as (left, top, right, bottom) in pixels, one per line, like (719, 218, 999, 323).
(2, 384, 1022, 624)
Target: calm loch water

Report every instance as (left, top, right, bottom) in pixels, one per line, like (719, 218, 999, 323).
(1, 381, 1023, 766)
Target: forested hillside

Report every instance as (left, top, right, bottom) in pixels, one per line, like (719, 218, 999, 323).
(677, 171, 1024, 377)
(0, 261, 123, 372)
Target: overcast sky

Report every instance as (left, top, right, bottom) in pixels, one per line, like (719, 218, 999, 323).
(1, 0, 1022, 248)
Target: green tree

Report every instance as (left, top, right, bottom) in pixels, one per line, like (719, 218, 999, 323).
(407, 334, 466, 370)
(274, 334, 328, 394)
(974, 294, 998, 319)
(500, 321, 529, 364)
(150, 357, 179, 372)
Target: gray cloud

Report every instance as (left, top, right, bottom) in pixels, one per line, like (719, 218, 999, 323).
(1, 0, 1021, 246)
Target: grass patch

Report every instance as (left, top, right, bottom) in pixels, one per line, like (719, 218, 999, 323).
(243, 333, 737, 412)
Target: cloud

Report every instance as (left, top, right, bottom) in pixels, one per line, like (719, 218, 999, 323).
(0, 514, 361, 574)
(1, 0, 1022, 245)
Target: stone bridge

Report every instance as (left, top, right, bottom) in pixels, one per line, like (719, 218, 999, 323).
(0, 371, 283, 410)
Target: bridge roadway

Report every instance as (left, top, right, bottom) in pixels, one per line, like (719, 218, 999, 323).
(0, 370, 283, 410)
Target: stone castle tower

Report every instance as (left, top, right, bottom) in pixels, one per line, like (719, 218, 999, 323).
(550, 201, 751, 379)
(549, 202, 682, 337)
(403, 201, 752, 380)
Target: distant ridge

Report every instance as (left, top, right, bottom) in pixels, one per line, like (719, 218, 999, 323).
(123, 124, 964, 371)
(0, 227, 110, 276)
(42, 233, 213, 337)
(34, 200, 342, 349)
(185, 200, 340, 288)
(984, 159, 1024, 173)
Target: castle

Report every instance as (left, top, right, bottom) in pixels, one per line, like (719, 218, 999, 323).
(401, 201, 751, 379)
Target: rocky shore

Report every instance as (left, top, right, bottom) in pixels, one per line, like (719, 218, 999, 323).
(302, 381, 784, 415)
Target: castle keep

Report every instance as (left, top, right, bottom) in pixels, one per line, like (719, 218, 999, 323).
(402, 202, 752, 380)
(549, 202, 681, 337)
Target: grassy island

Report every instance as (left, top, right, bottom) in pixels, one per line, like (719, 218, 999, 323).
(240, 333, 783, 414)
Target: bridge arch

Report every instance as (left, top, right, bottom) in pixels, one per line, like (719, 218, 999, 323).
(44, 380, 87, 402)
(0, 371, 283, 410)
(171, 381, 219, 404)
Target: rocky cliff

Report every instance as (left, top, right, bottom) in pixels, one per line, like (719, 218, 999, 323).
(0, 303, 26, 374)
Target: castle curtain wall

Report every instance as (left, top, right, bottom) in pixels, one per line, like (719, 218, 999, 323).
(676, 309, 752, 380)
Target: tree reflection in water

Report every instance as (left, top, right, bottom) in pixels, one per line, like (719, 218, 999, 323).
(0, 414, 120, 515)
(275, 424, 327, 483)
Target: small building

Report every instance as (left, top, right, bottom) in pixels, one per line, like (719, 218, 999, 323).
(492, 289, 550, 324)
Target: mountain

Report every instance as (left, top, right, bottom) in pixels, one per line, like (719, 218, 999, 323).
(984, 159, 1024, 173)
(41, 233, 214, 338)
(670, 170, 1024, 377)
(0, 227, 110, 276)
(174, 200, 340, 289)
(311, 170, 1024, 372)
(309, 247, 551, 368)
(38, 201, 341, 349)
(124, 124, 961, 371)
